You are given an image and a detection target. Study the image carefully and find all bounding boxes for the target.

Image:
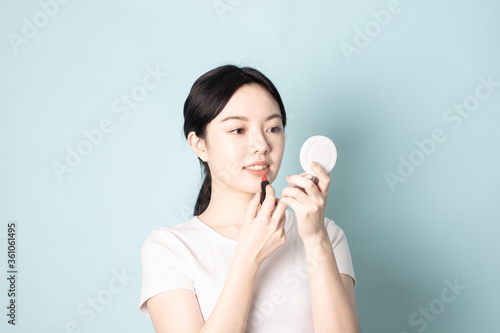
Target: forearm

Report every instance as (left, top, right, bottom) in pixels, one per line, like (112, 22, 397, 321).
(303, 231, 360, 333)
(200, 250, 260, 333)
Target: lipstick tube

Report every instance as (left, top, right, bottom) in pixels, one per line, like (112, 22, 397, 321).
(260, 175, 270, 204)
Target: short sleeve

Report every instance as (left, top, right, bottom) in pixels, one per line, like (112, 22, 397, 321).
(138, 229, 195, 317)
(324, 217, 356, 289)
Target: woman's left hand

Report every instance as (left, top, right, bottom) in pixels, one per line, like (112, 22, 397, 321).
(279, 161, 331, 242)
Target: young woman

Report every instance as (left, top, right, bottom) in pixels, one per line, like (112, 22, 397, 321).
(139, 65, 360, 333)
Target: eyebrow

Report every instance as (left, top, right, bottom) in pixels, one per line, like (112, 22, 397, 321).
(219, 113, 283, 123)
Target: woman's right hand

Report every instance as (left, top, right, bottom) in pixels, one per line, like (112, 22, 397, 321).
(236, 184, 288, 265)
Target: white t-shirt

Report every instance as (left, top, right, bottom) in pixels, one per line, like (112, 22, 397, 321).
(139, 209, 355, 332)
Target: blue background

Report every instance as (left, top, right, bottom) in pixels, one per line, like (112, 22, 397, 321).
(1, 0, 499, 332)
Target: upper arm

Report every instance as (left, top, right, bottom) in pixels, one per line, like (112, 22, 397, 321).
(140, 230, 202, 332)
(324, 218, 356, 285)
(147, 289, 205, 333)
(341, 274, 358, 315)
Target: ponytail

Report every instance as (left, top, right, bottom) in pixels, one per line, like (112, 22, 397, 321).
(194, 160, 212, 216)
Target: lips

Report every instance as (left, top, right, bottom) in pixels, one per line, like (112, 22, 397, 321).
(243, 161, 270, 169)
(243, 166, 270, 176)
(243, 165, 269, 170)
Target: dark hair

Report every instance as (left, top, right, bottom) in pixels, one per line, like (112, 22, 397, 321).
(183, 64, 287, 217)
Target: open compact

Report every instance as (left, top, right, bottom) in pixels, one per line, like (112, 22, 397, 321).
(287, 135, 337, 192)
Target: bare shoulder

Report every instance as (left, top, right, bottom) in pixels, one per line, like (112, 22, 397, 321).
(147, 289, 205, 333)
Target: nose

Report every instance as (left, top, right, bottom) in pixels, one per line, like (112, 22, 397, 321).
(249, 130, 270, 154)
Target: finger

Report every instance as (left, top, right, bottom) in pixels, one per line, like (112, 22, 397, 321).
(244, 192, 261, 225)
(279, 196, 304, 217)
(281, 184, 310, 202)
(258, 185, 277, 220)
(287, 174, 325, 199)
(272, 200, 288, 228)
(286, 174, 318, 193)
(310, 161, 331, 193)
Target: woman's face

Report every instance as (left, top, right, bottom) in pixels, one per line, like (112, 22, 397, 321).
(203, 83, 285, 195)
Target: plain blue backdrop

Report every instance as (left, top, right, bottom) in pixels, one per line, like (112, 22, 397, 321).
(1, 0, 499, 332)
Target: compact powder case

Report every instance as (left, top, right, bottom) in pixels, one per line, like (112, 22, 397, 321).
(287, 135, 337, 192)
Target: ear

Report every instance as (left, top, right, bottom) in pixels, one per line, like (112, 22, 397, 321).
(188, 131, 208, 162)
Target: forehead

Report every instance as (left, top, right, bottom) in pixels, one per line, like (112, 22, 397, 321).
(215, 84, 282, 123)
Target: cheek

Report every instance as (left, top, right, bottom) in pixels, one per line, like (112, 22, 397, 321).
(272, 137, 285, 156)
(215, 145, 245, 178)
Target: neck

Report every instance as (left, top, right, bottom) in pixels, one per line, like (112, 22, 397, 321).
(197, 183, 256, 231)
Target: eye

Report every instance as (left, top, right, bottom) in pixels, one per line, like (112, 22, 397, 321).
(268, 126, 283, 133)
(230, 128, 245, 134)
